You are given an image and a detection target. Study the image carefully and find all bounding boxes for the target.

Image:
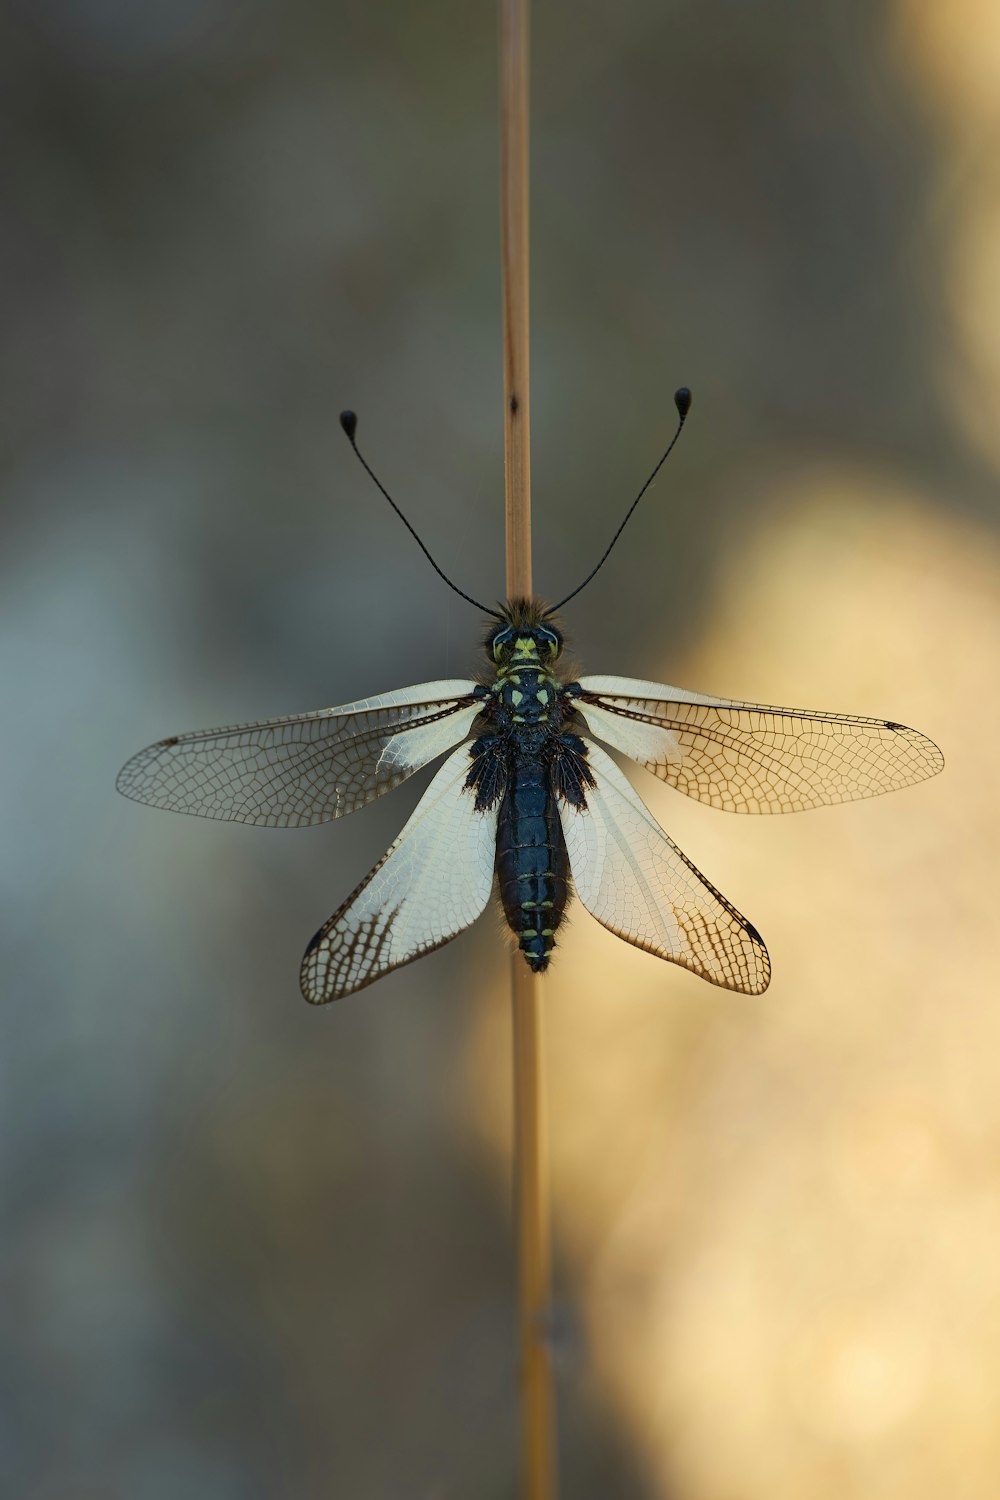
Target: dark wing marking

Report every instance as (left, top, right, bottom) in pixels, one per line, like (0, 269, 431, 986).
(301, 743, 498, 1001)
(558, 741, 770, 994)
(575, 674, 943, 814)
(116, 680, 482, 827)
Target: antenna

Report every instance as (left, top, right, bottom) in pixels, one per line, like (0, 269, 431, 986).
(545, 387, 692, 614)
(339, 411, 502, 619)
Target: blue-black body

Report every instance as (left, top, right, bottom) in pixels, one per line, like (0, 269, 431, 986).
(466, 601, 593, 971)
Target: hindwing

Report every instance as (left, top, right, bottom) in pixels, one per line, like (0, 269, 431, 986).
(301, 743, 497, 1001)
(558, 742, 770, 994)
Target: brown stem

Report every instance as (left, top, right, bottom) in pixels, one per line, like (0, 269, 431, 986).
(511, 954, 554, 1499)
(501, 0, 532, 601)
(500, 2, 556, 1496)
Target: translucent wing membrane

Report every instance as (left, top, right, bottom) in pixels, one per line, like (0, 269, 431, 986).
(576, 675, 943, 814)
(116, 681, 481, 828)
(301, 743, 497, 1002)
(559, 743, 770, 994)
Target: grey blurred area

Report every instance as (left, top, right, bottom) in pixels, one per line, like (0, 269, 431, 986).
(2, 0, 995, 1495)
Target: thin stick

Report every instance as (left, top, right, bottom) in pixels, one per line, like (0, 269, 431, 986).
(501, 0, 532, 597)
(500, 2, 556, 1497)
(511, 956, 554, 1499)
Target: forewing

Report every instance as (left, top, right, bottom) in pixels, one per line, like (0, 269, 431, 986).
(575, 675, 943, 814)
(301, 743, 497, 1002)
(559, 742, 770, 994)
(116, 680, 482, 827)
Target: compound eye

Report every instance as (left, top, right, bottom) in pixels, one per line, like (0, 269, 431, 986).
(492, 627, 513, 661)
(539, 628, 561, 657)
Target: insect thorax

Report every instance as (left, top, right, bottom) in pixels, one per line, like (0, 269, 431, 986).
(485, 604, 566, 730)
(492, 656, 563, 727)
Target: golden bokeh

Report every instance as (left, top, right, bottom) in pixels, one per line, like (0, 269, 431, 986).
(464, 475, 1000, 1498)
(896, 0, 1000, 475)
(894, 0, 1000, 129)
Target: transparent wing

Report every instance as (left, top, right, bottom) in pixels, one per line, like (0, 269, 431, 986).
(575, 675, 943, 814)
(116, 680, 482, 828)
(301, 743, 497, 1002)
(559, 742, 770, 994)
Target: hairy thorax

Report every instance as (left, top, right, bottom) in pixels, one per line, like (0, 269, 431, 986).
(492, 660, 565, 735)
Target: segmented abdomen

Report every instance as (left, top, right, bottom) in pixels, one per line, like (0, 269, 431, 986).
(495, 758, 569, 971)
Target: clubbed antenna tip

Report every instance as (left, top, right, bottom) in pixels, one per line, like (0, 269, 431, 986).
(337, 408, 500, 618)
(545, 383, 693, 614)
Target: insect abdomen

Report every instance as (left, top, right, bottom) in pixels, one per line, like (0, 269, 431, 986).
(496, 759, 569, 971)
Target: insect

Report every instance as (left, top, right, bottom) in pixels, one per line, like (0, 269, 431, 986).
(118, 392, 943, 1001)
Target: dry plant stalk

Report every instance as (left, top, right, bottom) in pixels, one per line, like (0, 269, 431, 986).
(500, 1, 556, 1496)
(501, 0, 532, 593)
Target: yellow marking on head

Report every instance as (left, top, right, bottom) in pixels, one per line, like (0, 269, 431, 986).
(514, 637, 539, 655)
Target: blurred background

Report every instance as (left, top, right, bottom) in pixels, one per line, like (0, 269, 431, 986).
(2, 0, 998, 1494)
